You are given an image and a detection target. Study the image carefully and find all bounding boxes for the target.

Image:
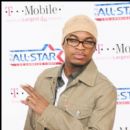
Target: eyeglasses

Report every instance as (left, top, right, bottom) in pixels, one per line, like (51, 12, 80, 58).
(66, 38, 96, 48)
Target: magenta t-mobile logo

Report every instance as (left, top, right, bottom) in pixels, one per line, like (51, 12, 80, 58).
(5, 6, 13, 16)
(96, 44, 104, 54)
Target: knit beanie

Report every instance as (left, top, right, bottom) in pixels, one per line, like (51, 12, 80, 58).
(62, 15, 97, 42)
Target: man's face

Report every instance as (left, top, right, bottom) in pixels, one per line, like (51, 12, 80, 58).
(62, 31, 96, 66)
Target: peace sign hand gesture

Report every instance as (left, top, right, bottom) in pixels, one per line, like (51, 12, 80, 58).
(21, 84, 49, 115)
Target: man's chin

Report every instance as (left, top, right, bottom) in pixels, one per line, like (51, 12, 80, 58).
(71, 62, 87, 67)
(71, 60, 91, 67)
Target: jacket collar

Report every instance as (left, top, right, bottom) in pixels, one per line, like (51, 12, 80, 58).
(78, 60, 98, 87)
(43, 64, 63, 78)
(44, 60, 98, 87)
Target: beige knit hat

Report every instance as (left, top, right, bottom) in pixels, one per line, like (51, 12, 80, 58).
(62, 15, 97, 42)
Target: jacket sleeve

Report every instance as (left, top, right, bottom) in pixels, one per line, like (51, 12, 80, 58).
(24, 108, 34, 130)
(36, 86, 117, 130)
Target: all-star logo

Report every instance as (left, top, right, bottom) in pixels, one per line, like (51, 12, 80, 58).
(9, 44, 64, 66)
(94, 2, 130, 21)
(117, 88, 130, 105)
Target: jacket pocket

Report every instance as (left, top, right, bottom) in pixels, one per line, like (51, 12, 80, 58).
(65, 104, 92, 119)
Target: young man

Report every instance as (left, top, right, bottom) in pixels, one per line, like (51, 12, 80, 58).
(21, 15, 117, 130)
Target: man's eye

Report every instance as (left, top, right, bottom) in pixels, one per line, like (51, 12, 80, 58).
(69, 39, 78, 43)
(84, 41, 95, 44)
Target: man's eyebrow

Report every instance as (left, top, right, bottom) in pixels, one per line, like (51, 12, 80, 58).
(67, 34, 78, 38)
(68, 34, 95, 41)
(84, 37, 95, 40)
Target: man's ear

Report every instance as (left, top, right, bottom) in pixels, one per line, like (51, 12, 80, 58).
(62, 39, 65, 47)
(62, 42, 65, 50)
(93, 45, 96, 53)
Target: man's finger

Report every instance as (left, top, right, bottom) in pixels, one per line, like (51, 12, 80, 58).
(21, 84, 38, 98)
(26, 96, 36, 105)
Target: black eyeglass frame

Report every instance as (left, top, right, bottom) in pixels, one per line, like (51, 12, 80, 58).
(65, 38, 96, 48)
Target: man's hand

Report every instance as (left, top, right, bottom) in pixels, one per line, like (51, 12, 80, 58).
(21, 84, 49, 115)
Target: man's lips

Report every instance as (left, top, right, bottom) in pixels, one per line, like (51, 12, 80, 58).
(73, 53, 86, 59)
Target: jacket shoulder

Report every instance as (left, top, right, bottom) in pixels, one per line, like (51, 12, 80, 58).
(97, 72, 116, 90)
(38, 66, 60, 78)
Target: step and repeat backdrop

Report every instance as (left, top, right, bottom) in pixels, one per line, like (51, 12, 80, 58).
(2, 2, 130, 130)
